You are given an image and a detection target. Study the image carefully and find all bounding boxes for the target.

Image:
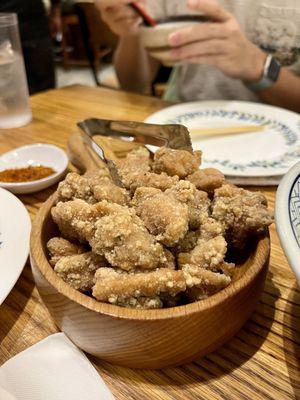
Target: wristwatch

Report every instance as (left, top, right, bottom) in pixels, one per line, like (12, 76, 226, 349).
(247, 54, 281, 92)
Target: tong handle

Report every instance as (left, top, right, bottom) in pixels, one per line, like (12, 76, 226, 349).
(68, 132, 106, 172)
(77, 118, 193, 153)
(111, 121, 171, 146)
(111, 121, 193, 152)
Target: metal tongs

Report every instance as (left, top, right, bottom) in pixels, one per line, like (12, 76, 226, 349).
(77, 118, 193, 187)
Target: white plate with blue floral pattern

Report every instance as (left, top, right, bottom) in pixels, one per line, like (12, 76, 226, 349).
(276, 162, 300, 284)
(0, 188, 31, 305)
(145, 101, 300, 178)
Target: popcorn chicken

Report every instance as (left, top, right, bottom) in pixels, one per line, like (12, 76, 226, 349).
(50, 146, 273, 309)
(187, 168, 225, 194)
(152, 147, 202, 178)
(183, 266, 231, 301)
(54, 251, 106, 291)
(128, 171, 179, 193)
(118, 147, 152, 188)
(178, 236, 227, 271)
(92, 268, 186, 307)
(47, 237, 85, 266)
(56, 171, 129, 205)
(212, 184, 274, 248)
(132, 186, 189, 247)
(51, 199, 104, 242)
(91, 202, 167, 271)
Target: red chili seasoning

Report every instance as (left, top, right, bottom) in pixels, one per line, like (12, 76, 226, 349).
(0, 166, 55, 183)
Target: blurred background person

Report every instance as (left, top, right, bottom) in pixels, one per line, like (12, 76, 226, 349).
(0, 0, 61, 94)
(96, 0, 300, 112)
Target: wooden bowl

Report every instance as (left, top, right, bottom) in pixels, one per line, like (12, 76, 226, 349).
(30, 134, 270, 369)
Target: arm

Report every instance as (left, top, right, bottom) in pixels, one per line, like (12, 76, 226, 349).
(95, 0, 161, 94)
(256, 68, 300, 113)
(167, 0, 300, 112)
(114, 35, 160, 94)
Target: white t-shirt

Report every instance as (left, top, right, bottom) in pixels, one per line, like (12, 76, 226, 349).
(146, 0, 300, 102)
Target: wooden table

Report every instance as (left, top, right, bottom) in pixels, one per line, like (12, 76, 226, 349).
(0, 85, 299, 399)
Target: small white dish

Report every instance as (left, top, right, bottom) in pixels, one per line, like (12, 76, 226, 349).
(275, 162, 300, 284)
(0, 187, 31, 305)
(0, 144, 68, 194)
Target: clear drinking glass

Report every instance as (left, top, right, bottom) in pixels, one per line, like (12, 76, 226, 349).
(0, 13, 32, 129)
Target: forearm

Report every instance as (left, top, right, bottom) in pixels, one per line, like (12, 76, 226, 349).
(256, 68, 300, 113)
(115, 35, 160, 94)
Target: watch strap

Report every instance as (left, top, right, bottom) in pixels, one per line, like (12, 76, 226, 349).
(248, 54, 281, 92)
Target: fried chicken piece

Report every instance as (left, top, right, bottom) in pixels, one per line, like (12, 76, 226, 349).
(183, 266, 231, 301)
(132, 186, 189, 247)
(178, 236, 227, 271)
(174, 218, 223, 255)
(92, 268, 186, 307)
(52, 199, 166, 271)
(152, 147, 202, 178)
(128, 171, 179, 193)
(57, 172, 96, 204)
(160, 249, 176, 269)
(165, 179, 195, 203)
(166, 181, 210, 230)
(83, 169, 110, 185)
(92, 177, 130, 205)
(120, 297, 163, 309)
(219, 262, 235, 277)
(54, 251, 106, 291)
(174, 230, 201, 254)
(118, 147, 152, 187)
(212, 184, 274, 248)
(199, 217, 225, 240)
(187, 168, 225, 194)
(51, 199, 105, 242)
(47, 237, 85, 266)
(188, 190, 210, 229)
(56, 172, 129, 205)
(91, 202, 167, 271)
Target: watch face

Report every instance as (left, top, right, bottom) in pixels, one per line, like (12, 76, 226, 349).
(268, 58, 281, 82)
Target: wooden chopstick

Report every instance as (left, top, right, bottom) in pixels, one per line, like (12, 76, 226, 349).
(190, 125, 265, 137)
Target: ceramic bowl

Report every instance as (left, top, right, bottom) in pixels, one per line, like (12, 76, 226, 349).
(0, 144, 68, 194)
(30, 193, 270, 369)
(275, 162, 300, 284)
(139, 15, 208, 66)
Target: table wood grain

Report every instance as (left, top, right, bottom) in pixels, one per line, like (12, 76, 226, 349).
(0, 85, 299, 399)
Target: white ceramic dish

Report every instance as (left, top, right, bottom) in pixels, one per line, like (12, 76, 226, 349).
(275, 162, 300, 284)
(145, 101, 300, 180)
(0, 187, 31, 304)
(0, 144, 68, 194)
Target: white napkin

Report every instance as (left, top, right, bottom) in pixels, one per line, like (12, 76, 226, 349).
(0, 333, 115, 400)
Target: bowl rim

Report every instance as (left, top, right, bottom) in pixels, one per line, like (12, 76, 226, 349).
(30, 193, 270, 321)
(275, 161, 300, 282)
(0, 144, 68, 188)
(141, 15, 210, 28)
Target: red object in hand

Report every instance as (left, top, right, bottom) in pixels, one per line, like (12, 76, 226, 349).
(129, 3, 157, 26)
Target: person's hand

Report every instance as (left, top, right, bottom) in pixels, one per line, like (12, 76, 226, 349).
(168, 0, 267, 83)
(95, 0, 145, 37)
